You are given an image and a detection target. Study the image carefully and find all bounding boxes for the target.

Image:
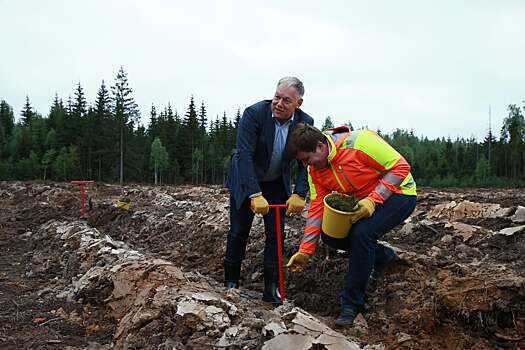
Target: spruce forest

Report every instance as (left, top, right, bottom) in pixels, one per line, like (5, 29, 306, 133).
(0, 67, 524, 187)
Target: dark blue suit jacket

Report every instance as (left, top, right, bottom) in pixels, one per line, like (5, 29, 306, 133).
(226, 100, 314, 209)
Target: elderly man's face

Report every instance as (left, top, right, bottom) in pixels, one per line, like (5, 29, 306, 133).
(271, 85, 303, 122)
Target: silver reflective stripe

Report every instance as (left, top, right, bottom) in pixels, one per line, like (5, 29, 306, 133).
(301, 233, 320, 244)
(344, 131, 360, 149)
(375, 182, 393, 199)
(404, 177, 415, 188)
(383, 172, 403, 186)
(325, 129, 349, 143)
(306, 217, 322, 228)
(331, 132, 346, 143)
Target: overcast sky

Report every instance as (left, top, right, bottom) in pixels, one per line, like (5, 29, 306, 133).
(1, 0, 524, 140)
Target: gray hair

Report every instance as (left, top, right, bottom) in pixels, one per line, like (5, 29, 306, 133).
(277, 77, 305, 98)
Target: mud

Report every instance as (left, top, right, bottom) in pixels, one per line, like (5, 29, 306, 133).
(0, 181, 524, 349)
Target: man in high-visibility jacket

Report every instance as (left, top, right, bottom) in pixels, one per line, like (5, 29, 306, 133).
(286, 123, 417, 326)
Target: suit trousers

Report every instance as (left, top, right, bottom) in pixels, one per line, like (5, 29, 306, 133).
(321, 193, 417, 310)
(225, 177, 288, 268)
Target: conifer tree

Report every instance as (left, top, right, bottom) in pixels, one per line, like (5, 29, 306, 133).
(198, 100, 207, 132)
(0, 124, 5, 161)
(501, 104, 525, 179)
(30, 114, 48, 158)
(482, 128, 497, 172)
(0, 100, 15, 138)
(322, 116, 334, 130)
(62, 93, 81, 147)
(148, 104, 158, 137)
(73, 82, 87, 118)
(21, 96, 34, 126)
(92, 80, 114, 180)
(197, 101, 208, 182)
(70, 83, 89, 177)
(233, 108, 241, 145)
(128, 125, 149, 183)
(111, 66, 140, 184)
(234, 108, 241, 129)
(179, 96, 200, 182)
(48, 94, 66, 147)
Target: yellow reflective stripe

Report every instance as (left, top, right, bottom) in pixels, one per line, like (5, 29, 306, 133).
(400, 173, 417, 195)
(338, 165, 357, 191)
(325, 134, 337, 161)
(308, 169, 317, 200)
(354, 130, 400, 170)
(329, 162, 347, 192)
(402, 173, 415, 188)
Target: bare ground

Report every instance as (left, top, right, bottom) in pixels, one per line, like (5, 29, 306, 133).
(1, 181, 524, 349)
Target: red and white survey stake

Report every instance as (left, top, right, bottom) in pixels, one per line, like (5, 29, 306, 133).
(70, 180, 94, 219)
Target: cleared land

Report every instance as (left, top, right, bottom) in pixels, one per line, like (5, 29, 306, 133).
(1, 182, 524, 349)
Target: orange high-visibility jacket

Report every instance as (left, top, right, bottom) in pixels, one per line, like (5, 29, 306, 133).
(299, 126, 417, 255)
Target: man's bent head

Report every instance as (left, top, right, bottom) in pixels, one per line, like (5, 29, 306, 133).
(288, 123, 329, 169)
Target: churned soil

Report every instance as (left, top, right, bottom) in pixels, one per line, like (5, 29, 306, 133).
(1, 181, 524, 349)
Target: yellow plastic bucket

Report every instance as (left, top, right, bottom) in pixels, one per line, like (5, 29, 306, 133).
(322, 193, 358, 239)
(117, 201, 130, 210)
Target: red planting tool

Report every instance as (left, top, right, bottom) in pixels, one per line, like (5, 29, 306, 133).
(269, 204, 287, 305)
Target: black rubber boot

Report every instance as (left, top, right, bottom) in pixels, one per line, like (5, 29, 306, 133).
(335, 306, 360, 326)
(262, 265, 282, 305)
(224, 261, 241, 289)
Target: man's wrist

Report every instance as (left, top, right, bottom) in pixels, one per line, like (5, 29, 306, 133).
(249, 192, 262, 198)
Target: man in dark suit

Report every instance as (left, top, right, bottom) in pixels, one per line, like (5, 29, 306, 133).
(224, 77, 314, 304)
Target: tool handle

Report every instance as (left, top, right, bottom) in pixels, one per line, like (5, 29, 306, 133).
(268, 204, 287, 208)
(269, 204, 287, 304)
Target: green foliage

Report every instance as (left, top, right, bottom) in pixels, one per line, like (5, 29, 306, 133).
(150, 137, 169, 184)
(0, 159, 12, 180)
(112, 66, 140, 184)
(8, 125, 32, 161)
(191, 147, 203, 184)
(325, 193, 359, 212)
(179, 96, 200, 181)
(0, 100, 15, 137)
(398, 145, 415, 166)
(15, 150, 40, 180)
(2, 74, 524, 188)
(52, 146, 80, 180)
(322, 116, 334, 131)
(198, 100, 207, 131)
(0, 124, 5, 159)
(41, 149, 57, 180)
(20, 96, 34, 127)
(473, 155, 491, 183)
(500, 104, 525, 179)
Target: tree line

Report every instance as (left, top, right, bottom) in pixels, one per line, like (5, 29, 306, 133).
(1, 68, 524, 187)
(321, 107, 525, 188)
(0, 67, 237, 185)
